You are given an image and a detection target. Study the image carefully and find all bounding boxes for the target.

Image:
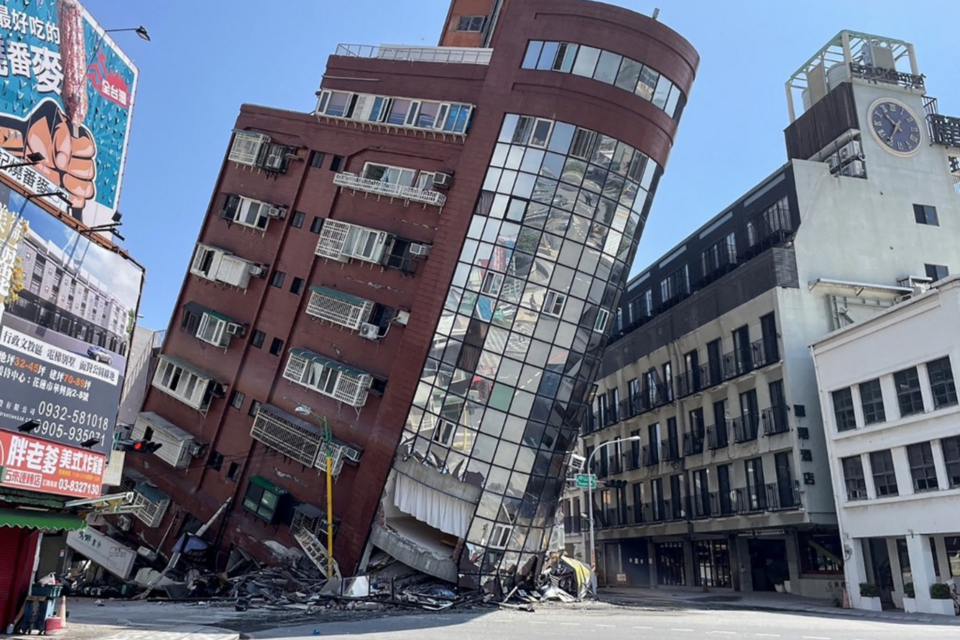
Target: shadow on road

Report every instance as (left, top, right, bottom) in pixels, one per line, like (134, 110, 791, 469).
(248, 610, 496, 638)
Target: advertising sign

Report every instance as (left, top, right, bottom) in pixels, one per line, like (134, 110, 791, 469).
(0, 180, 143, 460)
(0, 0, 139, 227)
(67, 526, 136, 579)
(0, 429, 104, 499)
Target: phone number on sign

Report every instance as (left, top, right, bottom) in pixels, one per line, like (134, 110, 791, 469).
(57, 479, 99, 495)
(34, 421, 105, 446)
(37, 402, 111, 430)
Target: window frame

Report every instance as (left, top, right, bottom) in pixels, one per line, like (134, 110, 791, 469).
(926, 356, 958, 410)
(894, 366, 924, 417)
(907, 442, 939, 492)
(543, 290, 567, 317)
(859, 378, 886, 425)
(913, 203, 939, 226)
(870, 449, 899, 497)
(241, 480, 284, 524)
(832, 387, 857, 432)
(841, 456, 867, 500)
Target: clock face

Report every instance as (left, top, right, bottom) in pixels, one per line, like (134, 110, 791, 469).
(869, 100, 922, 156)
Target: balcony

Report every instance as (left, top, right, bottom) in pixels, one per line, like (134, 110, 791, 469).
(661, 438, 680, 462)
(734, 487, 767, 513)
(683, 432, 705, 456)
(751, 337, 780, 368)
(722, 349, 752, 380)
(698, 361, 723, 389)
(333, 172, 446, 207)
(765, 481, 802, 511)
(335, 43, 493, 65)
(761, 406, 790, 436)
(849, 62, 924, 90)
(692, 493, 712, 519)
(733, 414, 759, 443)
(626, 448, 642, 471)
(675, 369, 702, 398)
(707, 423, 729, 450)
(642, 445, 660, 467)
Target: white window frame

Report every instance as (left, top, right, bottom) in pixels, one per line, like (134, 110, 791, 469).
(317, 90, 355, 118)
(152, 356, 213, 412)
(228, 131, 269, 166)
(233, 196, 271, 229)
(481, 272, 504, 295)
(306, 289, 374, 330)
(362, 162, 416, 187)
(283, 351, 373, 408)
(529, 118, 554, 149)
(415, 171, 437, 190)
(197, 312, 230, 348)
(343, 225, 390, 264)
(190, 243, 254, 289)
(432, 420, 457, 446)
(543, 291, 567, 317)
(594, 308, 609, 333)
(317, 90, 474, 134)
(250, 404, 323, 468)
(489, 523, 513, 549)
(190, 244, 221, 281)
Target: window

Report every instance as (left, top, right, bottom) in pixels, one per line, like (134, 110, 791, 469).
(907, 442, 939, 492)
(290, 277, 304, 295)
(309, 150, 326, 169)
(206, 450, 223, 472)
(310, 216, 324, 234)
(570, 128, 599, 160)
(251, 330, 265, 349)
(572, 46, 600, 78)
(152, 356, 214, 412)
(269, 338, 285, 356)
(744, 457, 765, 511)
(248, 400, 261, 417)
(330, 155, 344, 172)
(841, 456, 867, 500)
(220, 195, 282, 230)
(242, 477, 286, 524)
(543, 291, 567, 317)
(925, 263, 949, 281)
(593, 308, 609, 333)
(227, 462, 241, 482)
(529, 118, 553, 148)
(870, 450, 898, 497)
(432, 420, 457, 446)
(228, 131, 268, 166)
(894, 367, 924, 417)
(832, 388, 857, 432)
(457, 15, 486, 32)
(316, 220, 391, 264)
(229, 390, 245, 410)
(942, 436, 960, 488)
(180, 307, 202, 336)
(270, 270, 286, 288)
(195, 311, 235, 348)
(927, 356, 958, 409)
(190, 243, 255, 289)
(489, 523, 512, 549)
(362, 162, 416, 187)
(283, 349, 373, 407)
(522, 41, 543, 69)
(859, 379, 886, 424)
(914, 204, 939, 226)
(290, 211, 306, 229)
(306, 286, 375, 330)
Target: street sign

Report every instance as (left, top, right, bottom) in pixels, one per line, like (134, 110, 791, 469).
(575, 473, 597, 489)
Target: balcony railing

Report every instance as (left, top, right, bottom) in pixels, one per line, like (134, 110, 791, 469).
(692, 493, 712, 519)
(766, 481, 802, 511)
(751, 337, 780, 368)
(735, 487, 767, 513)
(626, 448, 642, 471)
(333, 172, 446, 207)
(642, 445, 659, 467)
(761, 406, 790, 436)
(849, 62, 924, 90)
(733, 414, 760, 443)
(722, 349, 752, 380)
(675, 369, 702, 398)
(699, 361, 723, 389)
(661, 438, 680, 462)
(683, 432, 705, 456)
(335, 43, 493, 65)
(707, 423, 729, 450)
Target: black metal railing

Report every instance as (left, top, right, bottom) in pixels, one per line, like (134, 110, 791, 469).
(608, 457, 623, 475)
(661, 438, 680, 461)
(733, 414, 760, 443)
(675, 369, 702, 398)
(683, 431, 705, 456)
(692, 493, 712, 519)
(751, 337, 780, 368)
(698, 361, 723, 389)
(849, 62, 924, 90)
(626, 447, 641, 471)
(766, 481, 802, 511)
(928, 113, 960, 148)
(642, 445, 659, 467)
(761, 406, 790, 436)
(735, 487, 767, 513)
(707, 423, 729, 449)
(722, 349, 752, 379)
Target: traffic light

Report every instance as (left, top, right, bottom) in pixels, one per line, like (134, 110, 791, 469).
(115, 438, 163, 454)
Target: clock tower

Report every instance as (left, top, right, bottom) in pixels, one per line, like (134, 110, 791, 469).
(783, 31, 960, 188)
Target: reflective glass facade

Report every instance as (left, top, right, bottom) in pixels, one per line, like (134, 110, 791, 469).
(394, 112, 663, 590)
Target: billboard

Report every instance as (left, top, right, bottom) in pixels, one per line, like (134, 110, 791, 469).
(0, 0, 138, 227)
(0, 429, 103, 499)
(67, 527, 136, 579)
(0, 180, 143, 465)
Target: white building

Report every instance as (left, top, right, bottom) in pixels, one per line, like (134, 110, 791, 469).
(565, 31, 960, 599)
(811, 275, 960, 615)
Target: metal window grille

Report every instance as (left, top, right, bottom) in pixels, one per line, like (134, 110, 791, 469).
(306, 290, 373, 330)
(316, 220, 352, 261)
(228, 131, 269, 166)
(283, 352, 372, 408)
(315, 443, 346, 476)
(250, 405, 322, 467)
(133, 491, 170, 527)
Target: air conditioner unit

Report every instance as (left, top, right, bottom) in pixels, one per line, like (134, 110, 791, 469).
(839, 140, 862, 160)
(841, 160, 866, 178)
(265, 206, 286, 220)
(248, 264, 267, 278)
(117, 515, 133, 532)
(826, 154, 841, 172)
(359, 323, 380, 340)
(568, 454, 586, 471)
(432, 173, 453, 189)
(187, 441, 205, 457)
(225, 322, 246, 337)
(409, 243, 431, 257)
(394, 309, 410, 326)
(343, 447, 363, 463)
(262, 148, 285, 170)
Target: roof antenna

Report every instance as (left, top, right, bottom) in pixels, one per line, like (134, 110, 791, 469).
(652, 7, 660, 20)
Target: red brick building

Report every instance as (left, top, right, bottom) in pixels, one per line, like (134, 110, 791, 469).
(123, 0, 697, 586)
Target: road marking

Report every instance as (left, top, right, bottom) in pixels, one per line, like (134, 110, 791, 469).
(708, 633, 737, 636)
(802, 637, 831, 640)
(671, 629, 694, 633)
(596, 624, 615, 628)
(634, 626, 654, 630)
(561, 622, 580, 626)
(529, 621, 548, 625)
(755, 635, 781, 638)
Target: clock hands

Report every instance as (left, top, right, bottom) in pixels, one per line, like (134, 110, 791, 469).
(881, 112, 902, 142)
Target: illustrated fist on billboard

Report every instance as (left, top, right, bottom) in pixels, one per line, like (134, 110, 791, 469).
(0, 99, 97, 212)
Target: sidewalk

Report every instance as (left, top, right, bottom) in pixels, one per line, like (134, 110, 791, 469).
(7, 623, 239, 640)
(599, 585, 960, 625)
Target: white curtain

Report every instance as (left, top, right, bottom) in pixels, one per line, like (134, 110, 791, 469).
(393, 472, 471, 538)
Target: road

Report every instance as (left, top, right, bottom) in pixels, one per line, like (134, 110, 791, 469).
(247, 605, 960, 640)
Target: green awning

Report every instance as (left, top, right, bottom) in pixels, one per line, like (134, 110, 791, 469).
(249, 476, 288, 496)
(135, 483, 169, 504)
(0, 508, 86, 532)
(203, 309, 234, 323)
(309, 286, 370, 307)
(289, 348, 370, 379)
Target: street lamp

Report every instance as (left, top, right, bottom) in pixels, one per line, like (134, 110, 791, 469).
(295, 404, 336, 579)
(584, 435, 641, 594)
(0, 152, 45, 171)
(106, 26, 151, 41)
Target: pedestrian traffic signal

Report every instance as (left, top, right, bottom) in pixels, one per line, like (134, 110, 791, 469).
(115, 438, 163, 454)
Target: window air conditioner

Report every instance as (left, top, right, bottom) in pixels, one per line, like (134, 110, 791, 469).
(359, 323, 380, 340)
(225, 322, 246, 337)
(187, 441, 206, 457)
(248, 264, 267, 278)
(265, 206, 286, 220)
(409, 243, 431, 257)
(117, 515, 133, 532)
(432, 173, 453, 189)
(826, 154, 841, 172)
(841, 160, 866, 178)
(344, 447, 363, 463)
(262, 147, 286, 171)
(839, 140, 862, 161)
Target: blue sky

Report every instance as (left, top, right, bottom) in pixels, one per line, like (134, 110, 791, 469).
(82, 0, 960, 330)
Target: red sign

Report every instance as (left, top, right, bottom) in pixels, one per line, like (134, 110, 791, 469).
(0, 430, 104, 499)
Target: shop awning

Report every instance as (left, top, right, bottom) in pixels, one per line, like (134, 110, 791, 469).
(0, 508, 86, 532)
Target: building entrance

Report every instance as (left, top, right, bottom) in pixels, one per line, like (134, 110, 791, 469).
(748, 538, 788, 591)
